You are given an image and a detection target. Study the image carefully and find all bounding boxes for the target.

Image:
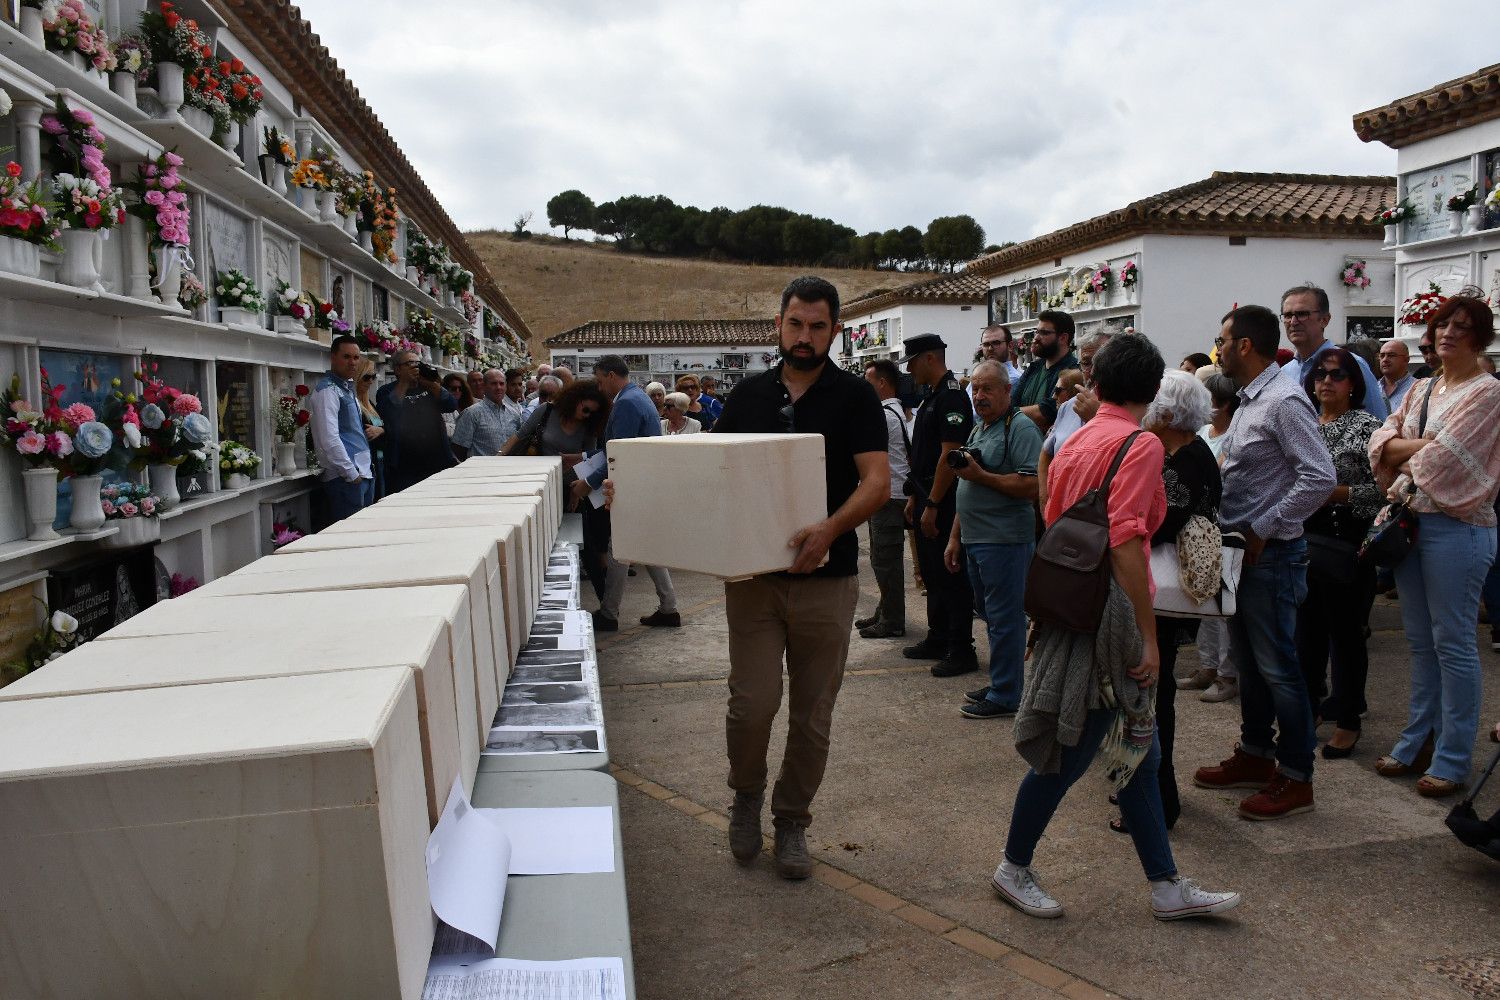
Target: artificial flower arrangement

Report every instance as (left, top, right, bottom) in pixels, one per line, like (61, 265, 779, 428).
(1088, 264, 1114, 296)
(2, 602, 80, 684)
(464, 333, 482, 360)
(459, 290, 481, 324)
(442, 261, 473, 296)
(1340, 260, 1371, 289)
(2, 373, 67, 470)
(1120, 260, 1139, 288)
(39, 0, 115, 72)
(438, 324, 466, 357)
(218, 439, 260, 473)
(1378, 199, 1416, 224)
(168, 572, 199, 596)
(52, 171, 127, 231)
(404, 311, 442, 348)
(359, 171, 401, 262)
(1399, 281, 1446, 327)
(33, 367, 117, 478)
(273, 384, 310, 443)
(271, 519, 304, 549)
(357, 320, 401, 357)
(177, 269, 207, 310)
(1446, 187, 1478, 213)
(113, 33, 151, 81)
(214, 267, 264, 311)
(0, 162, 61, 249)
(406, 228, 452, 279)
(334, 167, 363, 217)
(262, 126, 295, 166)
(99, 481, 162, 520)
(307, 293, 349, 333)
(126, 150, 190, 249)
(269, 278, 311, 321)
(1487, 186, 1500, 212)
(291, 146, 342, 192)
(183, 60, 231, 136)
(128, 360, 210, 468)
(42, 101, 125, 231)
(218, 58, 263, 122)
(137, 0, 212, 78)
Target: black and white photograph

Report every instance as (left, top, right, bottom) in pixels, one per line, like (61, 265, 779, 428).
(493, 703, 601, 728)
(522, 635, 589, 653)
(517, 648, 594, 668)
(500, 682, 593, 707)
(510, 661, 587, 685)
(483, 727, 602, 756)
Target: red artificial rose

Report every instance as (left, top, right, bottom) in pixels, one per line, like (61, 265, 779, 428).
(231, 59, 244, 73)
(5, 162, 20, 178)
(319, 302, 333, 314)
(295, 410, 310, 427)
(294, 384, 310, 397)
(164, 10, 179, 28)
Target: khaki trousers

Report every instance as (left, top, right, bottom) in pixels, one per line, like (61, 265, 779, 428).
(724, 573, 860, 828)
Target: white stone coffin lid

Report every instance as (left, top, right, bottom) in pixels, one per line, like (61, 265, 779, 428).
(0, 623, 464, 829)
(276, 527, 525, 690)
(608, 433, 828, 578)
(366, 496, 542, 612)
(431, 460, 562, 531)
(341, 506, 544, 628)
(94, 587, 485, 766)
(0, 667, 431, 1000)
(394, 478, 555, 550)
(411, 471, 558, 529)
(210, 547, 505, 738)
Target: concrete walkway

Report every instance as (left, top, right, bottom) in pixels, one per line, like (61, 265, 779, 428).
(597, 556, 1500, 1000)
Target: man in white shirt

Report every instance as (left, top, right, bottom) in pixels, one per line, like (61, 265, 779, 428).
(307, 335, 374, 522)
(856, 359, 912, 639)
(971, 324, 1021, 396)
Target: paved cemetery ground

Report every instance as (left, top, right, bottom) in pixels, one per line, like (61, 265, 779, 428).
(596, 543, 1500, 1000)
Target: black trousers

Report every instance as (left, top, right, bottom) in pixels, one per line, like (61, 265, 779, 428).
(913, 500, 973, 653)
(581, 504, 610, 604)
(1295, 563, 1376, 731)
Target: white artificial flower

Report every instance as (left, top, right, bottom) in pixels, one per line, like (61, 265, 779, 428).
(51, 610, 79, 635)
(122, 422, 141, 449)
(0, 90, 12, 118)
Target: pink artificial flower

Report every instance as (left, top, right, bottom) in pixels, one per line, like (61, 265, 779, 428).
(119, 502, 138, 517)
(171, 394, 202, 416)
(61, 402, 95, 428)
(141, 497, 156, 515)
(144, 190, 165, 206)
(100, 499, 116, 515)
(71, 108, 95, 126)
(164, 152, 183, 167)
(5, 418, 29, 435)
(46, 431, 73, 457)
(40, 116, 64, 136)
(122, 404, 140, 427)
(15, 429, 45, 455)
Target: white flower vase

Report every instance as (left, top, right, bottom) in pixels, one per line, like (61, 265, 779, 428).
(1467, 205, 1485, 234)
(148, 462, 181, 507)
(103, 516, 160, 549)
(0, 235, 42, 278)
(155, 62, 184, 116)
(276, 441, 297, 476)
(221, 305, 259, 327)
(181, 105, 214, 137)
(152, 244, 185, 307)
(22, 467, 60, 541)
(405, 265, 420, 283)
(19, 7, 44, 44)
(56, 227, 107, 291)
(1125, 283, 1137, 304)
(275, 315, 307, 337)
(271, 163, 288, 196)
(1448, 210, 1464, 236)
(343, 213, 357, 237)
(217, 120, 240, 152)
(319, 190, 339, 223)
(1383, 223, 1399, 248)
(299, 188, 318, 217)
(359, 230, 374, 253)
(110, 71, 137, 105)
(65, 50, 86, 73)
(224, 472, 251, 490)
(68, 474, 106, 532)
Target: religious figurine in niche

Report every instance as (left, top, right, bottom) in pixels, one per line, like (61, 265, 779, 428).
(331, 276, 345, 317)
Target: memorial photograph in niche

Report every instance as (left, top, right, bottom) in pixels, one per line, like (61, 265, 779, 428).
(215, 361, 255, 448)
(39, 349, 130, 529)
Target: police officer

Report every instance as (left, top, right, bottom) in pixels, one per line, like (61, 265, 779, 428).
(897, 333, 976, 677)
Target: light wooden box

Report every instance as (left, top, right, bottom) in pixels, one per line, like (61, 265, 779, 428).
(608, 433, 827, 578)
(278, 527, 525, 687)
(427, 462, 559, 520)
(0, 667, 431, 999)
(408, 473, 557, 534)
(394, 478, 554, 550)
(370, 495, 543, 600)
(0, 623, 466, 828)
(206, 547, 505, 734)
(342, 506, 543, 627)
(95, 587, 486, 757)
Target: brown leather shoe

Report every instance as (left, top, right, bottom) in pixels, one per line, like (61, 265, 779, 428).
(1193, 747, 1276, 790)
(1238, 772, 1314, 820)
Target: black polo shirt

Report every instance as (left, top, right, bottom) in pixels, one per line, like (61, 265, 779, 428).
(909, 370, 973, 509)
(715, 361, 887, 577)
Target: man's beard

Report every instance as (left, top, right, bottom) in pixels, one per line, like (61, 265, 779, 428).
(1035, 338, 1061, 361)
(780, 342, 827, 372)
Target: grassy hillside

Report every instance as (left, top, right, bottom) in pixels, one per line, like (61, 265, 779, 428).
(466, 231, 903, 358)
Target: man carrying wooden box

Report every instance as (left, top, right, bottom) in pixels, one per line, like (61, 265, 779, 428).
(712, 276, 889, 879)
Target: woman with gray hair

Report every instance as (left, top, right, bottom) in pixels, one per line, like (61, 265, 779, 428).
(1111, 369, 1220, 835)
(645, 381, 667, 417)
(661, 392, 702, 435)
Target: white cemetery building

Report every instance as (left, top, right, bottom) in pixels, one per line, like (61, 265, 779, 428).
(547, 318, 778, 391)
(966, 171, 1397, 366)
(0, 0, 533, 649)
(1355, 63, 1500, 350)
(834, 270, 988, 374)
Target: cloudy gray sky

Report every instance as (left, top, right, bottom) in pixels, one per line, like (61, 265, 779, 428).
(292, 0, 1491, 246)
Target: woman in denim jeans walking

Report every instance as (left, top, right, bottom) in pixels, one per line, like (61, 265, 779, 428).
(1370, 294, 1500, 797)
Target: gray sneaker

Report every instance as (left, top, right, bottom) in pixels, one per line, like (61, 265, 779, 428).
(728, 793, 763, 864)
(773, 824, 812, 879)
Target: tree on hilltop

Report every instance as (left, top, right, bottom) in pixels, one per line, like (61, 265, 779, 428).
(546, 190, 595, 239)
(924, 215, 986, 271)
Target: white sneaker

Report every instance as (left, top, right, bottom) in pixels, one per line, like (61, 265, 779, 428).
(991, 862, 1064, 919)
(1151, 876, 1241, 921)
(1199, 677, 1239, 703)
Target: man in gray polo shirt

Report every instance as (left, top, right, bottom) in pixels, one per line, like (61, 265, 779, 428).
(452, 368, 521, 459)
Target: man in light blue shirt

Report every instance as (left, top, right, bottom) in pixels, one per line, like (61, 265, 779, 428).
(308, 335, 373, 522)
(1277, 285, 1388, 421)
(1377, 338, 1416, 413)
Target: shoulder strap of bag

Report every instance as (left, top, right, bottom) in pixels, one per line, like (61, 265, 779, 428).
(886, 400, 913, 460)
(1417, 376, 1436, 437)
(1097, 430, 1144, 499)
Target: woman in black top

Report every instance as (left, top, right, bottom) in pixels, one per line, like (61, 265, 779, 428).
(1298, 348, 1383, 758)
(1114, 370, 1220, 833)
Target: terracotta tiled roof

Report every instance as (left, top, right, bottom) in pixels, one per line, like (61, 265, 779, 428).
(547, 319, 776, 349)
(967, 171, 1395, 280)
(1354, 64, 1500, 149)
(214, 0, 533, 344)
(841, 270, 988, 320)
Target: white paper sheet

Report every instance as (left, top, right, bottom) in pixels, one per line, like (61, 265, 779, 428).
(474, 806, 616, 875)
(424, 956, 626, 1000)
(573, 450, 606, 485)
(427, 779, 512, 953)
(484, 725, 604, 756)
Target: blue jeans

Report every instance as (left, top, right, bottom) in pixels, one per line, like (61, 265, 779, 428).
(965, 541, 1032, 707)
(1229, 537, 1315, 782)
(1391, 513, 1496, 783)
(1005, 708, 1176, 881)
(323, 476, 372, 524)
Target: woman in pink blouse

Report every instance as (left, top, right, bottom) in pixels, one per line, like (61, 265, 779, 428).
(1369, 294, 1500, 797)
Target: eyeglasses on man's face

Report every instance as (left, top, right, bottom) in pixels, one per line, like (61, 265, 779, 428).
(1418, 344, 1437, 355)
(1281, 310, 1319, 323)
(1213, 335, 1238, 351)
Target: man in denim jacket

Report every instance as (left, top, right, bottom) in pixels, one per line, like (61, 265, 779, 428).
(308, 335, 373, 523)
